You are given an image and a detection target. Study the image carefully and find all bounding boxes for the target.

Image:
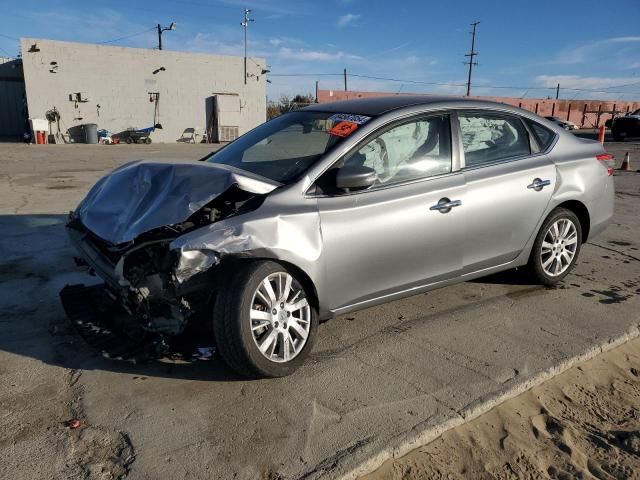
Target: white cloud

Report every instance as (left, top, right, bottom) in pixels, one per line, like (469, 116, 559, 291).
(187, 33, 244, 56)
(536, 74, 640, 90)
(607, 36, 640, 43)
(336, 13, 360, 27)
(552, 36, 640, 65)
(278, 47, 361, 61)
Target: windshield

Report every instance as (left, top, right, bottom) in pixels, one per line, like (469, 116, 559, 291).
(205, 111, 371, 183)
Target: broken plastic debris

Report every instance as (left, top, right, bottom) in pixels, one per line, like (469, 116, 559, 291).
(66, 419, 82, 429)
(193, 346, 215, 360)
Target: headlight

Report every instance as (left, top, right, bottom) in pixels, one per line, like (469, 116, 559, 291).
(175, 249, 219, 283)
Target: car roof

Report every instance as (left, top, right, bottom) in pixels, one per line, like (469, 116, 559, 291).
(301, 95, 524, 117)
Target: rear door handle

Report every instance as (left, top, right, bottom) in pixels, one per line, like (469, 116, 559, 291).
(527, 178, 551, 191)
(430, 198, 462, 214)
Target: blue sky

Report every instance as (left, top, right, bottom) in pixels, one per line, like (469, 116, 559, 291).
(1, 0, 639, 101)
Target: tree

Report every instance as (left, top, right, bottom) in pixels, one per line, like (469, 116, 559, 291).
(267, 93, 316, 120)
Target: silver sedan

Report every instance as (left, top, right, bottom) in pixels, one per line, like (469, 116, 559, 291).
(65, 96, 615, 378)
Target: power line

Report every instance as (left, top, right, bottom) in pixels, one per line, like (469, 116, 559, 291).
(97, 27, 156, 45)
(0, 45, 14, 57)
(270, 72, 467, 87)
(269, 71, 640, 95)
(0, 33, 19, 41)
(270, 73, 344, 77)
(350, 74, 467, 87)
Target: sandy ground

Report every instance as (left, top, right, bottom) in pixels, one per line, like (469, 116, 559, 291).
(364, 336, 640, 480)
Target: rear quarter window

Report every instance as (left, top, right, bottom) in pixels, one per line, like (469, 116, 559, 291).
(526, 119, 556, 151)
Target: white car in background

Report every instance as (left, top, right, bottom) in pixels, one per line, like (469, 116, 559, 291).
(545, 116, 578, 130)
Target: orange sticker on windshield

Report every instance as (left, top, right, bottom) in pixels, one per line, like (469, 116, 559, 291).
(330, 121, 359, 137)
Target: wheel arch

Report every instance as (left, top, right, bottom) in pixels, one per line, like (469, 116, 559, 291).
(214, 255, 323, 318)
(555, 200, 590, 242)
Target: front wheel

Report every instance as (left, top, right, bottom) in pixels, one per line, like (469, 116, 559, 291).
(528, 208, 582, 286)
(213, 261, 317, 378)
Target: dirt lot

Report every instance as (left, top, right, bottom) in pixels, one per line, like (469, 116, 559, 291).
(364, 335, 640, 480)
(0, 140, 639, 479)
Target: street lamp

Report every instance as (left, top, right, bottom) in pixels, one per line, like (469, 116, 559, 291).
(240, 9, 254, 84)
(157, 22, 176, 50)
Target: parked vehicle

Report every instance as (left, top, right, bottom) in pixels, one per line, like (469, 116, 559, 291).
(114, 127, 155, 144)
(544, 116, 577, 130)
(63, 96, 615, 378)
(611, 109, 640, 141)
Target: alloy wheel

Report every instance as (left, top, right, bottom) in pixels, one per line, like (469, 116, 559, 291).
(249, 272, 311, 363)
(540, 218, 578, 277)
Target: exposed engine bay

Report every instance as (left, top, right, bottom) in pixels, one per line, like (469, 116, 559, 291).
(67, 181, 267, 339)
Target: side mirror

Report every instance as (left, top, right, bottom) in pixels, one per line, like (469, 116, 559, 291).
(336, 165, 378, 191)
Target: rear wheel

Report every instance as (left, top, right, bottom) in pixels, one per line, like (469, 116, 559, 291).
(213, 261, 317, 378)
(528, 208, 582, 285)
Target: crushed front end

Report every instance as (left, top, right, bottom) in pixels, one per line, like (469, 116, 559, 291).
(59, 161, 277, 359)
(66, 212, 217, 337)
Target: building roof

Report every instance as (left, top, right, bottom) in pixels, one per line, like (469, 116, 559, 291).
(302, 95, 509, 116)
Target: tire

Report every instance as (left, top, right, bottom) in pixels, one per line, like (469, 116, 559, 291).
(213, 261, 318, 378)
(528, 208, 582, 286)
(125, 137, 133, 144)
(144, 137, 152, 144)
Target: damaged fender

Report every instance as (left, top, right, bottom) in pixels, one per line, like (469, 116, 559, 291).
(170, 200, 325, 308)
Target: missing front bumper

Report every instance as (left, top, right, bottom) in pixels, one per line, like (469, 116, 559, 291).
(60, 283, 165, 363)
(60, 283, 216, 364)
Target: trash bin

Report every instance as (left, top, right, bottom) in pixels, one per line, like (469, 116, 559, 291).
(83, 123, 98, 144)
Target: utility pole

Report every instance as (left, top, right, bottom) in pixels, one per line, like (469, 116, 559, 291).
(464, 21, 479, 97)
(157, 22, 176, 50)
(343, 68, 348, 91)
(241, 8, 254, 85)
(555, 83, 560, 99)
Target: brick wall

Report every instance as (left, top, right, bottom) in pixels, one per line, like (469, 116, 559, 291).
(318, 90, 640, 128)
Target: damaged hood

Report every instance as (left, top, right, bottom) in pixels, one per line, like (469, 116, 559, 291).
(77, 159, 278, 245)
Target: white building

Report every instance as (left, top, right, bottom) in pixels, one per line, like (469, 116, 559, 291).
(0, 38, 267, 143)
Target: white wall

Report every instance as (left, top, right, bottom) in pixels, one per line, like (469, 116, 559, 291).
(20, 38, 266, 143)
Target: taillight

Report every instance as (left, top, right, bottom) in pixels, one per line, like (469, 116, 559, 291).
(596, 153, 615, 176)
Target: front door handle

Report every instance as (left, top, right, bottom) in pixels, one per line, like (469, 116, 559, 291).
(430, 198, 462, 214)
(527, 178, 551, 191)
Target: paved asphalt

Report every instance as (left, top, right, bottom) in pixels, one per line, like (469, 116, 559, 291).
(0, 138, 639, 479)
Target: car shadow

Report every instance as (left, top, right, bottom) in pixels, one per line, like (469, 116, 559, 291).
(471, 268, 538, 286)
(0, 213, 246, 382)
(0, 213, 551, 382)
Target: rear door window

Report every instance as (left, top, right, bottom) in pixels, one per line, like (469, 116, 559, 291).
(525, 119, 556, 151)
(458, 112, 531, 167)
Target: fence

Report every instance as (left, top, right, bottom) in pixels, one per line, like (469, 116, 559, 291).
(317, 90, 640, 128)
